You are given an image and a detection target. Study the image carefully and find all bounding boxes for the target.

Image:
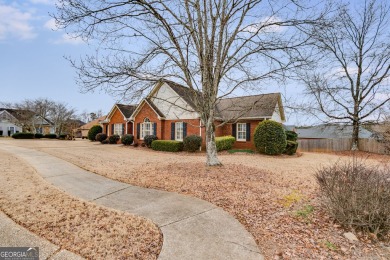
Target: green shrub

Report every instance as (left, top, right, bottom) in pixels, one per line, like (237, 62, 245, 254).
(215, 136, 235, 151)
(95, 133, 107, 143)
(108, 134, 120, 144)
(151, 140, 183, 152)
(144, 135, 158, 148)
(101, 139, 109, 144)
(317, 159, 390, 238)
(87, 125, 102, 141)
(183, 135, 202, 152)
(34, 133, 44, 139)
(286, 130, 298, 141)
(58, 134, 67, 140)
(254, 120, 286, 155)
(121, 134, 134, 145)
(12, 132, 35, 139)
(285, 140, 298, 155)
(44, 134, 57, 139)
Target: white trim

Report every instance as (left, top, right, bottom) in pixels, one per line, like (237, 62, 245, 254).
(129, 99, 166, 121)
(106, 104, 125, 120)
(236, 123, 247, 141)
(175, 122, 184, 141)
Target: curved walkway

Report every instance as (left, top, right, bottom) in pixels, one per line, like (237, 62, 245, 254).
(1, 144, 263, 260)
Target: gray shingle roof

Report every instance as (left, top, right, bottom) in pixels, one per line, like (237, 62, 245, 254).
(116, 104, 137, 118)
(295, 124, 374, 139)
(162, 80, 202, 111)
(215, 93, 282, 120)
(145, 98, 165, 118)
(160, 80, 283, 121)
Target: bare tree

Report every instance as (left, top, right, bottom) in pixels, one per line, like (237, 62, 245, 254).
(54, 0, 327, 165)
(299, 0, 390, 150)
(78, 109, 103, 123)
(50, 102, 77, 135)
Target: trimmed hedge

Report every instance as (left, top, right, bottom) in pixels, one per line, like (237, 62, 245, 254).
(254, 120, 286, 155)
(285, 140, 298, 155)
(34, 133, 44, 139)
(108, 134, 120, 144)
(44, 134, 57, 139)
(286, 130, 298, 141)
(216, 136, 235, 152)
(121, 134, 134, 145)
(183, 135, 202, 152)
(58, 134, 67, 140)
(95, 133, 107, 143)
(12, 132, 35, 139)
(151, 140, 183, 152)
(144, 135, 158, 148)
(88, 125, 102, 141)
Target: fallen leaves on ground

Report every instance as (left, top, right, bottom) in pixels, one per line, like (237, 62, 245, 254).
(0, 150, 162, 259)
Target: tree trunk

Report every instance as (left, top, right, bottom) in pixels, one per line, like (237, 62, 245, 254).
(205, 118, 222, 166)
(351, 119, 359, 151)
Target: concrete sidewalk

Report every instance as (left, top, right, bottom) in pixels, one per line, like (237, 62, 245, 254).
(1, 144, 263, 260)
(0, 212, 82, 260)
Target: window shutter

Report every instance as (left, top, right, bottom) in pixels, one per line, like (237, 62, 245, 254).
(183, 122, 187, 138)
(232, 123, 237, 139)
(137, 123, 140, 139)
(246, 123, 251, 141)
(111, 124, 114, 136)
(153, 122, 157, 136)
(122, 124, 125, 135)
(171, 122, 175, 140)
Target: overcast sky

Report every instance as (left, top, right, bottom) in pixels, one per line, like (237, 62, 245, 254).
(0, 0, 304, 124)
(0, 0, 117, 116)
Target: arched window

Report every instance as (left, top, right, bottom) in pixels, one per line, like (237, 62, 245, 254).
(141, 117, 153, 139)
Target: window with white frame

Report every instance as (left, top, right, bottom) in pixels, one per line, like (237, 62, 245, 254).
(237, 123, 247, 141)
(113, 123, 123, 135)
(175, 122, 183, 141)
(140, 118, 153, 140)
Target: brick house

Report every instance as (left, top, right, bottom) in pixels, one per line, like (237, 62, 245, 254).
(101, 104, 137, 136)
(105, 79, 285, 149)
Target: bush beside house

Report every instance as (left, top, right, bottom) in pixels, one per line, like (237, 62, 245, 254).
(95, 133, 107, 143)
(108, 134, 120, 144)
(12, 133, 35, 139)
(144, 135, 158, 148)
(216, 136, 236, 151)
(285, 130, 298, 155)
(254, 121, 286, 155)
(88, 125, 102, 141)
(183, 135, 202, 152)
(121, 134, 134, 145)
(151, 140, 183, 152)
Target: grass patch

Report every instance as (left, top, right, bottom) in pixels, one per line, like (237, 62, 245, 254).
(323, 240, 337, 251)
(295, 205, 315, 219)
(227, 149, 254, 154)
(280, 190, 303, 207)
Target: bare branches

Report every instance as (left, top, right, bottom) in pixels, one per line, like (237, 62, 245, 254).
(299, 0, 390, 149)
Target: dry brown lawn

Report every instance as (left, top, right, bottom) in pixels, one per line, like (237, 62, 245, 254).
(3, 139, 390, 259)
(0, 149, 162, 259)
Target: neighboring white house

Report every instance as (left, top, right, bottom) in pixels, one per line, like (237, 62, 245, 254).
(0, 108, 55, 136)
(0, 110, 23, 136)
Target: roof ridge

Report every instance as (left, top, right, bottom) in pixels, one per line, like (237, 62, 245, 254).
(219, 93, 280, 100)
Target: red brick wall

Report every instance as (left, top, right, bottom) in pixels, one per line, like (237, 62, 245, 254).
(133, 102, 203, 143)
(107, 107, 132, 136)
(133, 102, 161, 143)
(163, 119, 202, 141)
(215, 120, 263, 150)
